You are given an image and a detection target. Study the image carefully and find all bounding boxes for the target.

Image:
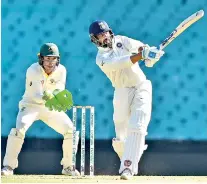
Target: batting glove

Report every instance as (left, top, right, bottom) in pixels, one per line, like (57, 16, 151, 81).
(142, 46, 165, 67)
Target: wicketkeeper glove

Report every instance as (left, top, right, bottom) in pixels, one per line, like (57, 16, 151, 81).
(43, 89, 73, 112)
(45, 96, 63, 112)
(53, 89, 73, 112)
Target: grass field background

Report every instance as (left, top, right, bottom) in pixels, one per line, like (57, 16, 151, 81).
(1, 175, 207, 184)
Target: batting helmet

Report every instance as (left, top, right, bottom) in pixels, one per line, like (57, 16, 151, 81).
(89, 20, 114, 48)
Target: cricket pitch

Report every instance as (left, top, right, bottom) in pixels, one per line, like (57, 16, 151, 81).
(1, 175, 207, 184)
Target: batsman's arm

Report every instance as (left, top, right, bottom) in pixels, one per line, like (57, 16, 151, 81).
(97, 50, 146, 69)
(130, 46, 165, 65)
(121, 36, 144, 64)
(121, 36, 145, 53)
(96, 55, 134, 70)
(130, 49, 143, 64)
(119, 36, 163, 65)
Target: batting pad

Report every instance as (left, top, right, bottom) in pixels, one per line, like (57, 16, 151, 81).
(3, 128, 25, 169)
(61, 131, 79, 168)
(119, 131, 147, 175)
(112, 138, 125, 160)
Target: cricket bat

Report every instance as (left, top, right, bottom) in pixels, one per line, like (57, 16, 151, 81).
(158, 10, 204, 50)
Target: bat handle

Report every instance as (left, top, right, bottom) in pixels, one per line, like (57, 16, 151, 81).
(158, 45, 164, 50)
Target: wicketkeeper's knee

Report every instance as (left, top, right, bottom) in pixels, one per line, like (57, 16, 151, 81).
(9, 128, 25, 139)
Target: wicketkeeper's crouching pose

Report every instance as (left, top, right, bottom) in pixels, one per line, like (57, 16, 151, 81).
(1, 43, 79, 176)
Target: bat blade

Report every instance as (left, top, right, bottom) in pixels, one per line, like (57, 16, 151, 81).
(159, 10, 204, 50)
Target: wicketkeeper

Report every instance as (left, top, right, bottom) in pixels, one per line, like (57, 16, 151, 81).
(1, 43, 80, 176)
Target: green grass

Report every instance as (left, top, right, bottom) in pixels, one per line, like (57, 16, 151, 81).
(1, 175, 207, 183)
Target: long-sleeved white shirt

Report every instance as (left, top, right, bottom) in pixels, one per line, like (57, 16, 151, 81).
(96, 35, 147, 88)
(19, 63, 66, 106)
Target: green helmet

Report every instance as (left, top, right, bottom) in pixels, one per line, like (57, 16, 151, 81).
(38, 43, 60, 65)
(40, 43, 60, 57)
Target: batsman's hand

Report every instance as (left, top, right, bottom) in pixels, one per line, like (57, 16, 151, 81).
(142, 45, 165, 67)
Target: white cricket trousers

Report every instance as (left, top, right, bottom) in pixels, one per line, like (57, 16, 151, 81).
(3, 103, 74, 169)
(16, 104, 73, 134)
(112, 80, 152, 175)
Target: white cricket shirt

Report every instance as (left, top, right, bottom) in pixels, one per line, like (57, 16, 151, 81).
(19, 63, 66, 106)
(96, 35, 147, 88)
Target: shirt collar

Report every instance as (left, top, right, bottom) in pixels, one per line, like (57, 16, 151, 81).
(39, 63, 58, 77)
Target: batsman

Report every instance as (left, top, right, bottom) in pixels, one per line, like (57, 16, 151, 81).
(89, 20, 164, 180)
(1, 43, 80, 176)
